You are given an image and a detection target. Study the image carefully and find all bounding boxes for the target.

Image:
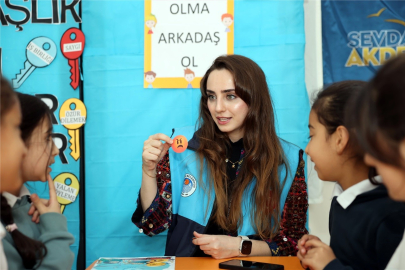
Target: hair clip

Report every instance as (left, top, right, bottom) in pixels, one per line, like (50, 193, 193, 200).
(5, 223, 18, 232)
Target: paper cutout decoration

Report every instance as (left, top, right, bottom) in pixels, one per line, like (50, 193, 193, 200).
(60, 28, 85, 90)
(172, 135, 188, 153)
(53, 172, 80, 213)
(12, 36, 57, 89)
(59, 98, 87, 161)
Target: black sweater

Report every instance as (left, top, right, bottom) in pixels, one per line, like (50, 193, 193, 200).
(193, 138, 243, 257)
(324, 185, 405, 270)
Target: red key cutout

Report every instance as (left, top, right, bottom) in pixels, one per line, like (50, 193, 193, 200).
(60, 28, 85, 90)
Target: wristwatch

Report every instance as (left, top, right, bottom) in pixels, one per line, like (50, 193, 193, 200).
(239, 236, 252, 255)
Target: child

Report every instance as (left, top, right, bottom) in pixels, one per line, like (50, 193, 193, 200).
(1, 89, 75, 269)
(0, 77, 27, 269)
(221, 13, 233, 32)
(347, 55, 405, 269)
(297, 81, 405, 270)
(184, 68, 195, 88)
(144, 71, 156, 89)
(145, 14, 157, 34)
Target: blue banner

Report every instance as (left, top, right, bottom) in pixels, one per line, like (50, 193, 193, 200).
(83, 0, 308, 266)
(1, 0, 83, 268)
(322, 0, 405, 84)
(2, 0, 309, 267)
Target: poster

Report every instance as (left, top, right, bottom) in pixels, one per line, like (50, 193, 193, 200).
(144, 0, 234, 88)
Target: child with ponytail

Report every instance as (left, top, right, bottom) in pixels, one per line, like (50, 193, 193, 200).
(0, 76, 27, 269)
(297, 81, 405, 270)
(1, 77, 74, 269)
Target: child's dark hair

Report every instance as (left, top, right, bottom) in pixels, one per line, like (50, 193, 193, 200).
(312, 80, 378, 183)
(1, 76, 17, 118)
(17, 92, 54, 181)
(347, 54, 405, 168)
(1, 196, 48, 268)
(0, 78, 48, 268)
(17, 92, 53, 143)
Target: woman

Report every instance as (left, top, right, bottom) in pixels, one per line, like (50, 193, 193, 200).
(132, 55, 308, 258)
(348, 54, 405, 269)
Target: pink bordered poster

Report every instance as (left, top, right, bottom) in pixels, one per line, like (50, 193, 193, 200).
(144, 0, 234, 89)
(92, 256, 175, 270)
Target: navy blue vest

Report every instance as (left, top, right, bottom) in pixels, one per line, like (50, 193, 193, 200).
(165, 126, 300, 256)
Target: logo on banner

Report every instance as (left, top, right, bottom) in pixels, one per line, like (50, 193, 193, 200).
(181, 173, 197, 197)
(345, 8, 405, 67)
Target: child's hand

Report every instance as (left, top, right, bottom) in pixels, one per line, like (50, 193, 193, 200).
(28, 198, 49, 223)
(30, 176, 61, 215)
(297, 234, 321, 256)
(298, 239, 336, 270)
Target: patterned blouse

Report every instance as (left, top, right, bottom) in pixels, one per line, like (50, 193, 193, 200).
(132, 150, 308, 256)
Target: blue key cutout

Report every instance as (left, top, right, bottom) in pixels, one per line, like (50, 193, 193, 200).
(13, 36, 57, 89)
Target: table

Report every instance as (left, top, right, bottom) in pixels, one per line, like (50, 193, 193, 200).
(86, 256, 303, 270)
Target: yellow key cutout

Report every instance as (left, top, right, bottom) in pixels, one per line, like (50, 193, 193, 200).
(53, 172, 80, 213)
(59, 98, 87, 161)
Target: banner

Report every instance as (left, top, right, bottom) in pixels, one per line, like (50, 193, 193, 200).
(1, 1, 84, 268)
(84, 0, 308, 266)
(322, 0, 405, 84)
(3, 0, 309, 267)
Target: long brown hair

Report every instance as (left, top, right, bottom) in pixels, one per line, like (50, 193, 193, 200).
(197, 55, 288, 239)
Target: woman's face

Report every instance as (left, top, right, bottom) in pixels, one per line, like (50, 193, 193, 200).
(206, 69, 249, 142)
(364, 152, 405, 202)
(0, 100, 27, 194)
(22, 117, 59, 182)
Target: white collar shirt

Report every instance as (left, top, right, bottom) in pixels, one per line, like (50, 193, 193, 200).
(2, 185, 31, 207)
(0, 224, 7, 270)
(332, 176, 383, 209)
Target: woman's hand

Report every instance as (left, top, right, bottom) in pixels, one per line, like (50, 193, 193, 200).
(297, 238, 336, 270)
(142, 133, 173, 173)
(192, 231, 240, 259)
(297, 234, 321, 256)
(30, 175, 61, 215)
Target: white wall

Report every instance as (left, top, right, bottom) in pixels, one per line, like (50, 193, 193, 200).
(303, 0, 335, 245)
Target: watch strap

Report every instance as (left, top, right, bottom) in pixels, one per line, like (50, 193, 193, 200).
(239, 236, 250, 256)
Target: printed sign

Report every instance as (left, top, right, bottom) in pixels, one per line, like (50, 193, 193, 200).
(144, 0, 234, 88)
(322, 1, 405, 83)
(54, 172, 80, 213)
(59, 98, 87, 161)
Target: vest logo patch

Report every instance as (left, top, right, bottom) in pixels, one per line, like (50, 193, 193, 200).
(181, 173, 197, 197)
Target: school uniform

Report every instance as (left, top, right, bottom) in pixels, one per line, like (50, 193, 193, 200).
(385, 230, 405, 269)
(132, 126, 309, 256)
(0, 224, 7, 270)
(324, 178, 405, 270)
(1, 185, 75, 269)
